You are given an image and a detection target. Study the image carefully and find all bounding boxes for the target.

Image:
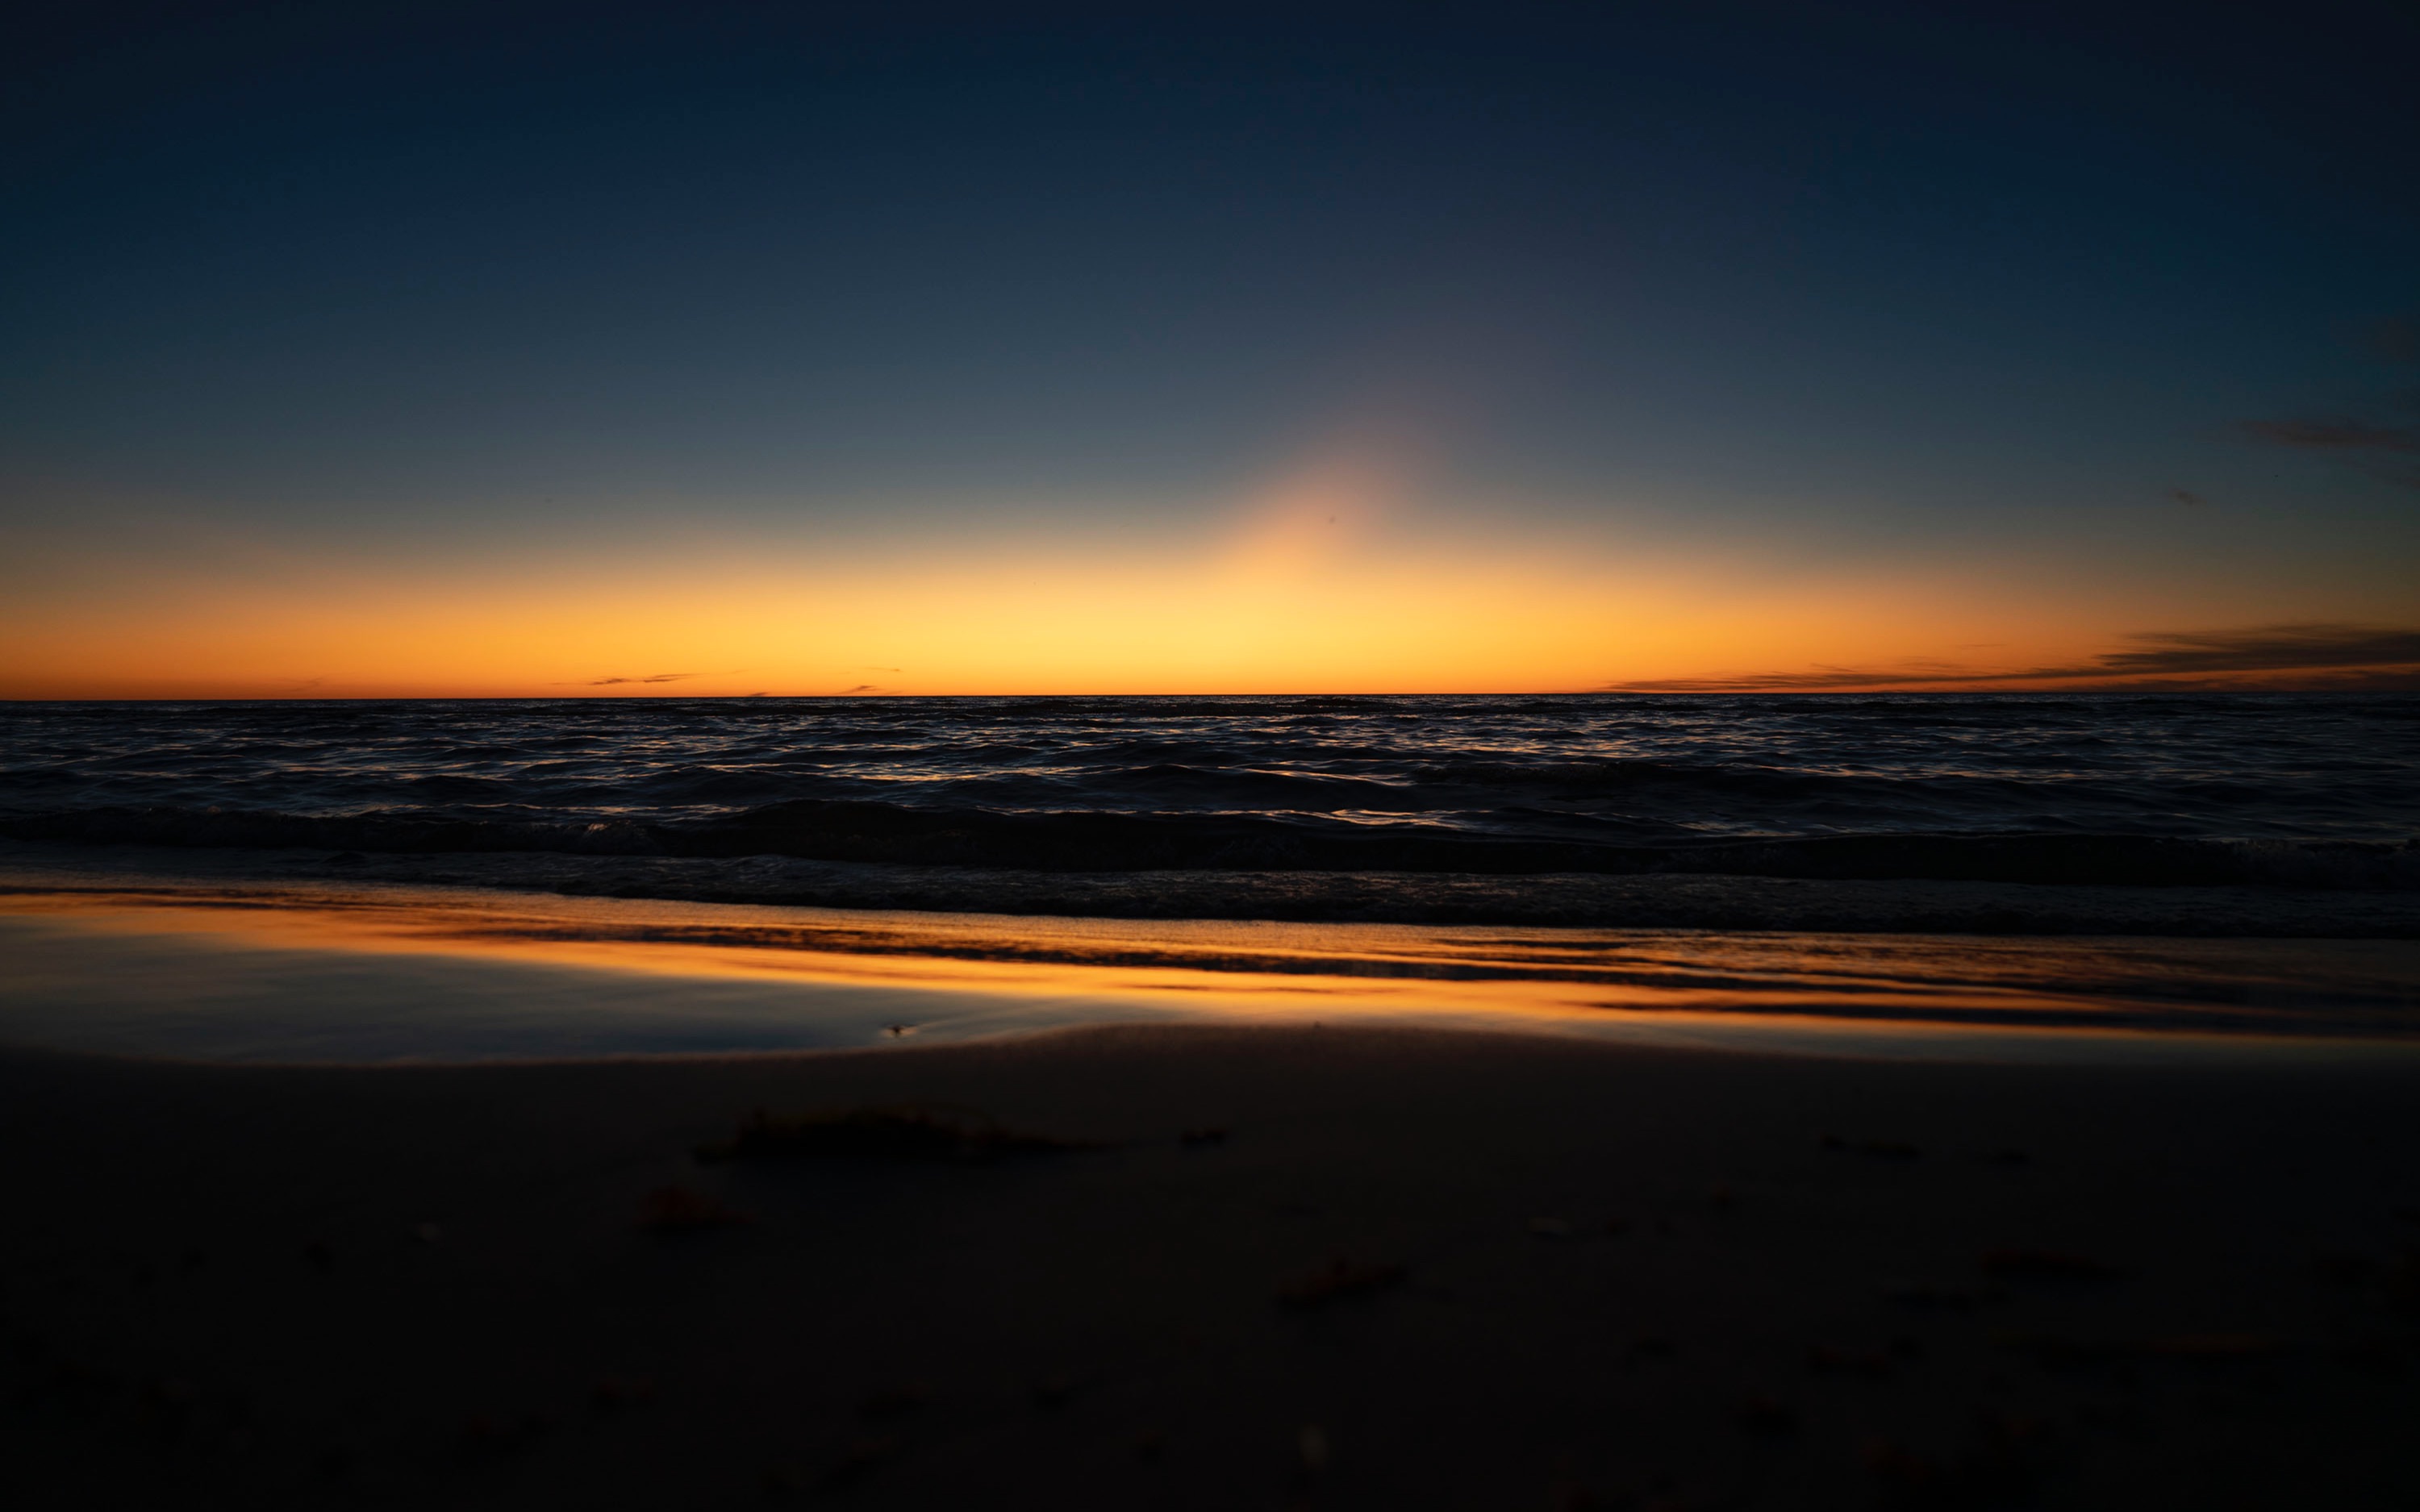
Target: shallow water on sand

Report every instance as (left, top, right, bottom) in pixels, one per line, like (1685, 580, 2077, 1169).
(4, 873, 2415, 1064)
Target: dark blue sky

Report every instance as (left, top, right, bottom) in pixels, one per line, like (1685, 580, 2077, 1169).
(5, 2, 2417, 694)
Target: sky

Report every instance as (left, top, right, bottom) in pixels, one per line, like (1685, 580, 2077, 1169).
(3, 0, 2417, 697)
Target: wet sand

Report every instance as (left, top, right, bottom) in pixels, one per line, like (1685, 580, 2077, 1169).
(4, 1023, 2418, 1509)
(11, 878, 2420, 1060)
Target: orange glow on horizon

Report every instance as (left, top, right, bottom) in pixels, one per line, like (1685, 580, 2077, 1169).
(0, 539, 2154, 699)
(7, 449, 2410, 698)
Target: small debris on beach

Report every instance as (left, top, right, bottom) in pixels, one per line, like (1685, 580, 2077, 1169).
(637, 1185, 746, 1232)
(1735, 1395, 1796, 1436)
(1982, 1248, 2121, 1281)
(1179, 1125, 1228, 1146)
(1863, 1412, 2047, 1503)
(1032, 1372, 1092, 1409)
(1529, 1216, 1575, 1239)
(1822, 1134, 1922, 1159)
(1862, 1438, 1939, 1494)
(1808, 1343, 1892, 1377)
(695, 1105, 1092, 1163)
(137, 1374, 197, 1410)
(1884, 1281, 1986, 1310)
(1296, 1423, 1331, 1472)
(301, 1240, 334, 1273)
(1279, 1258, 1406, 1307)
(1996, 1331, 2126, 1372)
(760, 1464, 806, 1497)
(590, 1375, 656, 1410)
(1546, 1472, 1605, 1511)
(857, 1383, 927, 1418)
(820, 1436, 901, 1490)
(460, 1411, 550, 1457)
(2143, 1333, 2290, 1360)
(414, 1222, 442, 1243)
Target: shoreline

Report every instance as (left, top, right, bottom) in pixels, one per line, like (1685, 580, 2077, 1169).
(6, 1022, 2418, 1508)
(5, 873, 2419, 1064)
(11, 839, 2420, 939)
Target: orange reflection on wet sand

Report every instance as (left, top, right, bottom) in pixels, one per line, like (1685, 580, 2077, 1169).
(6, 879, 2417, 1053)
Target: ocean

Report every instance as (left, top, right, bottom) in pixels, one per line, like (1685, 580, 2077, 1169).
(3, 693, 2417, 1056)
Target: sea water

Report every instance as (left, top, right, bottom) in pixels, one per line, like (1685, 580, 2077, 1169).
(2, 694, 2414, 1056)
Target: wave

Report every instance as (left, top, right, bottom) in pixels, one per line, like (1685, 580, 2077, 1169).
(6, 801, 2416, 889)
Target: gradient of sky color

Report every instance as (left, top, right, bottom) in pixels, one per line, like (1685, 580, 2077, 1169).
(4, 1, 2417, 696)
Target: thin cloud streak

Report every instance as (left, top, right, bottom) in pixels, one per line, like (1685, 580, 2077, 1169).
(2238, 419, 2420, 452)
(1614, 624, 2420, 692)
(2362, 315, 2419, 364)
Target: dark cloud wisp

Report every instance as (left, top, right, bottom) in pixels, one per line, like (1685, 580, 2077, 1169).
(2092, 624, 2420, 677)
(2238, 419, 2420, 452)
(2363, 316, 2419, 365)
(1614, 624, 2420, 691)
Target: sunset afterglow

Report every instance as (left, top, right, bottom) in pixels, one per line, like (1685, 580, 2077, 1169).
(4, 7, 2414, 697)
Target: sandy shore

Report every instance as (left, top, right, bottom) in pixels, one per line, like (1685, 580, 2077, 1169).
(5, 1023, 2417, 1509)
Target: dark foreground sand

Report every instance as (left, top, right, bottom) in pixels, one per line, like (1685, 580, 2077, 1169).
(4, 1024, 2417, 1510)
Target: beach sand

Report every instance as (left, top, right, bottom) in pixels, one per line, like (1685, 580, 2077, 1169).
(4, 1023, 2417, 1509)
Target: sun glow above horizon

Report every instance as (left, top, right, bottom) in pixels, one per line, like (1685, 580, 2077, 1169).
(0, 529, 2236, 701)
(6, 433, 2415, 700)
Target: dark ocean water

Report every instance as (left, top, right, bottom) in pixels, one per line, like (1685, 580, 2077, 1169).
(4, 694, 2417, 932)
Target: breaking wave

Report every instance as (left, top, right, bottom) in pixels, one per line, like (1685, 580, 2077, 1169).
(4, 801, 2416, 889)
